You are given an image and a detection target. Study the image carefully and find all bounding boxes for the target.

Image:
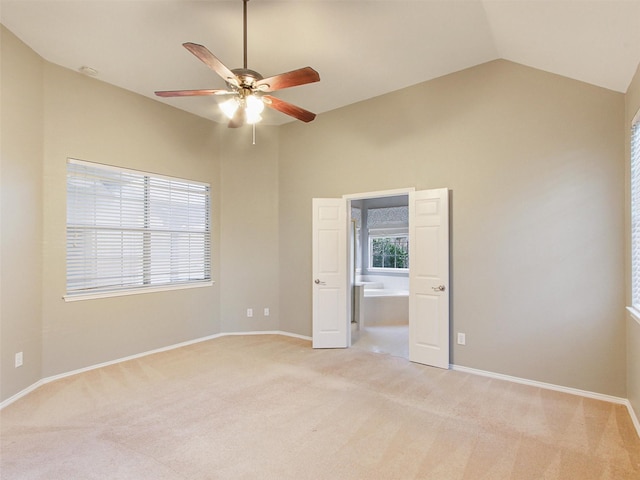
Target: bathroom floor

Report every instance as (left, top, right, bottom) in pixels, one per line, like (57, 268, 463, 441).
(351, 323, 409, 359)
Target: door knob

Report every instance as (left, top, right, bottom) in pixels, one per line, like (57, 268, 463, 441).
(432, 285, 445, 292)
(314, 279, 326, 285)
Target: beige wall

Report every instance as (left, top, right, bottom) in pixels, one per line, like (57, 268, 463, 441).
(1, 23, 224, 401)
(279, 60, 627, 397)
(219, 127, 280, 332)
(1, 27, 44, 400)
(0, 22, 283, 402)
(626, 62, 640, 419)
(39, 63, 222, 378)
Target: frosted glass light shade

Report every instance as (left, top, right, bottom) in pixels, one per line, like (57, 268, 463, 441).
(245, 95, 265, 124)
(220, 98, 239, 119)
(219, 95, 264, 124)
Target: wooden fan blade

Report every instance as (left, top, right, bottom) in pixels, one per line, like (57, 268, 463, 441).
(183, 42, 238, 86)
(228, 108, 246, 128)
(256, 67, 320, 92)
(155, 89, 234, 97)
(263, 95, 316, 123)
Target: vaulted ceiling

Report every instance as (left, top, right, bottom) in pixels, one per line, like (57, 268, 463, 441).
(2, 0, 639, 125)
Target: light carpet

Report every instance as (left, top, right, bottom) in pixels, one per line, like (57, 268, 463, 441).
(1, 334, 639, 479)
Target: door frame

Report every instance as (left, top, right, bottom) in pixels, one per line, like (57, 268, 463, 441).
(313, 187, 451, 369)
(343, 188, 416, 347)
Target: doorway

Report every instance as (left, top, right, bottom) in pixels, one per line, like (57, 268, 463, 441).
(312, 188, 450, 369)
(348, 193, 410, 359)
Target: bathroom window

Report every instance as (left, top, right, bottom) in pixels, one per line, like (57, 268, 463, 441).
(369, 234, 409, 270)
(65, 159, 211, 299)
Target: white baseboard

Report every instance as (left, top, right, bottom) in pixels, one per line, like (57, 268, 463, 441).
(0, 330, 311, 410)
(0, 379, 48, 411)
(220, 330, 312, 342)
(450, 364, 628, 404)
(451, 364, 640, 439)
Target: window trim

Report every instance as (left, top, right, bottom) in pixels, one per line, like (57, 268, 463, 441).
(63, 281, 214, 302)
(65, 158, 212, 300)
(629, 109, 640, 325)
(627, 307, 640, 325)
(368, 230, 409, 272)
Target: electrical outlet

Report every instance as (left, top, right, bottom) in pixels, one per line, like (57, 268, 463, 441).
(457, 333, 466, 346)
(264, 308, 270, 317)
(15, 352, 23, 368)
(247, 308, 253, 318)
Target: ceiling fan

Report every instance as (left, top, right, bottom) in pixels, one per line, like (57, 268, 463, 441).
(155, 0, 320, 128)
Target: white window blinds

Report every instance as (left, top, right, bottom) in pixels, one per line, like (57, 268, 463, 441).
(631, 121, 640, 310)
(66, 159, 211, 297)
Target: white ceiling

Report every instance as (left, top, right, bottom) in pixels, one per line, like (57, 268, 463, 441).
(2, 0, 639, 126)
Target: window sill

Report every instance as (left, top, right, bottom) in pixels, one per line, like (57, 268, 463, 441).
(626, 306, 640, 327)
(63, 281, 214, 302)
(368, 268, 409, 274)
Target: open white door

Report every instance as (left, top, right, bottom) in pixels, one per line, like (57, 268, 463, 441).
(312, 198, 348, 348)
(409, 188, 450, 368)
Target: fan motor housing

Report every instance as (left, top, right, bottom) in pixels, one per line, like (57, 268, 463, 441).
(230, 68, 263, 89)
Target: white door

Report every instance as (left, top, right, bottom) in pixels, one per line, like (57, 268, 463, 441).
(409, 188, 450, 368)
(312, 198, 348, 348)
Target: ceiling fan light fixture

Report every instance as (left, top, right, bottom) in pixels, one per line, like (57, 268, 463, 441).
(220, 94, 264, 124)
(245, 94, 264, 123)
(220, 98, 239, 119)
(155, 0, 319, 127)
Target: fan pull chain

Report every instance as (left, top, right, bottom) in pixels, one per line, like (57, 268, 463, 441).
(252, 123, 256, 145)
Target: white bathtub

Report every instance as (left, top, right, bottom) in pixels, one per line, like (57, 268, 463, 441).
(362, 289, 408, 326)
(364, 289, 409, 298)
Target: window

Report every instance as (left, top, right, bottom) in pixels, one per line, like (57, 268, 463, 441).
(66, 159, 211, 299)
(365, 205, 409, 271)
(631, 116, 640, 316)
(369, 233, 409, 270)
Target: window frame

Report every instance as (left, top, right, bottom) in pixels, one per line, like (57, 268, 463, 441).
(368, 230, 409, 272)
(629, 109, 640, 323)
(64, 159, 213, 301)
